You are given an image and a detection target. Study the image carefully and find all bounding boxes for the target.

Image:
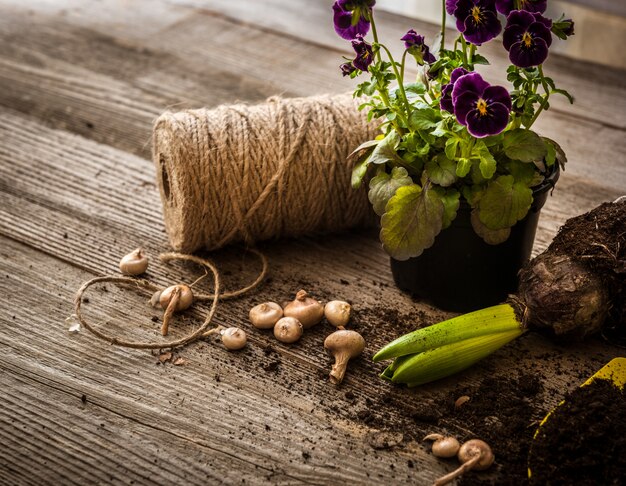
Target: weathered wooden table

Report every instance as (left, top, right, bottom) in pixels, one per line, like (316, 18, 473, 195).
(1, 1, 624, 484)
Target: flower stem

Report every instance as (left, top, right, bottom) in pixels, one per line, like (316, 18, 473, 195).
(379, 43, 412, 116)
(468, 43, 476, 67)
(460, 35, 469, 68)
(527, 65, 551, 128)
(400, 49, 408, 83)
(367, 12, 406, 133)
(440, 0, 446, 55)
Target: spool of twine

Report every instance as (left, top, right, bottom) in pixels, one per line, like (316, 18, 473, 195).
(153, 93, 379, 253)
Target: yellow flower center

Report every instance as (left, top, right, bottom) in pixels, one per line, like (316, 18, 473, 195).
(523, 32, 533, 48)
(471, 6, 482, 23)
(476, 98, 488, 116)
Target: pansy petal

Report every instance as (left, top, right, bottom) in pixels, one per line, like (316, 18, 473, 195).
(509, 37, 548, 67)
(333, 2, 371, 40)
(446, 0, 459, 14)
(450, 67, 469, 84)
(528, 21, 552, 47)
(531, 12, 552, 28)
(452, 72, 489, 103)
(462, 10, 502, 44)
(522, 0, 547, 13)
(502, 24, 525, 51)
(440, 84, 455, 113)
(495, 0, 512, 14)
(453, 91, 481, 125)
(506, 9, 536, 30)
(424, 50, 436, 63)
(466, 102, 511, 138)
(482, 85, 512, 111)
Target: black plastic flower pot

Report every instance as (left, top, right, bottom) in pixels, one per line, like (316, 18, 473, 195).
(390, 164, 560, 313)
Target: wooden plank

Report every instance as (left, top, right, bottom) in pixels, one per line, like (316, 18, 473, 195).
(0, 234, 449, 485)
(0, 1, 623, 483)
(1, 228, 620, 484)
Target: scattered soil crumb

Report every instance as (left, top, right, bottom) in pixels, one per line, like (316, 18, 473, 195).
(366, 430, 404, 450)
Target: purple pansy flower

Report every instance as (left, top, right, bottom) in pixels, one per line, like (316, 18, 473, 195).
(451, 72, 512, 137)
(340, 62, 357, 76)
(351, 35, 374, 71)
(332, 0, 376, 40)
(446, 0, 459, 15)
(440, 67, 469, 112)
(495, 0, 546, 15)
(453, 0, 502, 45)
(552, 18, 575, 38)
(401, 30, 436, 64)
(503, 10, 552, 68)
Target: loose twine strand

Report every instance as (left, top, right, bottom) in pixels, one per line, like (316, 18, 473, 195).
(153, 93, 378, 253)
(73, 249, 268, 350)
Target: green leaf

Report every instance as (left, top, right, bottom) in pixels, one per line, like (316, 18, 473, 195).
(351, 152, 372, 189)
(477, 175, 533, 230)
(471, 209, 511, 245)
(409, 108, 440, 131)
(432, 187, 460, 229)
(404, 82, 427, 95)
(542, 136, 567, 169)
(445, 137, 460, 159)
(425, 154, 457, 187)
(456, 157, 472, 178)
(507, 159, 537, 185)
(380, 184, 444, 260)
(369, 131, 403, 165)
(472, 54, 490, 65)
(431, 120, 449, 138)
(503, 129, 548, 162)
(552, 88, 574, 104)
(348, 139, 380, 160)
(368, 167, 414, 216)
(544, 140, 556, 167)
(473, 141, 497, 179)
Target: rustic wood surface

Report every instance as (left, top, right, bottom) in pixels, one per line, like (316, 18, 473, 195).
(0, 1, 624, 484)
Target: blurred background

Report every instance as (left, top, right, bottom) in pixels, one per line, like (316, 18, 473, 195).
(378, 0, 626, 69)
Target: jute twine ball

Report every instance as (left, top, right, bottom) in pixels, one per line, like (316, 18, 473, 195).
(152, 93, 378, 253)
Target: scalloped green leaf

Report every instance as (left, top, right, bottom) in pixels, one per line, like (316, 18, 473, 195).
(503, 129, 547, 162)
(409, 108, 440, 131)
(369, 131, 403, 165)
(473, 140, 497, 179)
(471, 209, 511, 245)
(456, 157, 472, 178)
(380, 184, 444, 261)
(368, 167, 414, 216)
(478, 175, 533, 230)
(445, 137, 460, 160)
(425, 154, 457, 187)
(432, 187, 460, 229)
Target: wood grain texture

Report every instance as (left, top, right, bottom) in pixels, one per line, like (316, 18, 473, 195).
(0, 0, 624, 484)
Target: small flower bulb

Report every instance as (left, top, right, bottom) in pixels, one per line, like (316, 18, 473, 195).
(324, 300, 351, 328)
(249, 302, 283, 329)
(274, 317, 303, 344)
(119, 248, 148, 275)
(221, 327, 247, 351)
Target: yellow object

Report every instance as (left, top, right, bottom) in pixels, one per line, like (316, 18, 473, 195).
(528, 357, 626, 478)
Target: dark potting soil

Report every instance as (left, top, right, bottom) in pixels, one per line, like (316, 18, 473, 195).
(528, 378, 626, 485)
(443, 374, 546, 486)
(548, 200, 626, 329)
